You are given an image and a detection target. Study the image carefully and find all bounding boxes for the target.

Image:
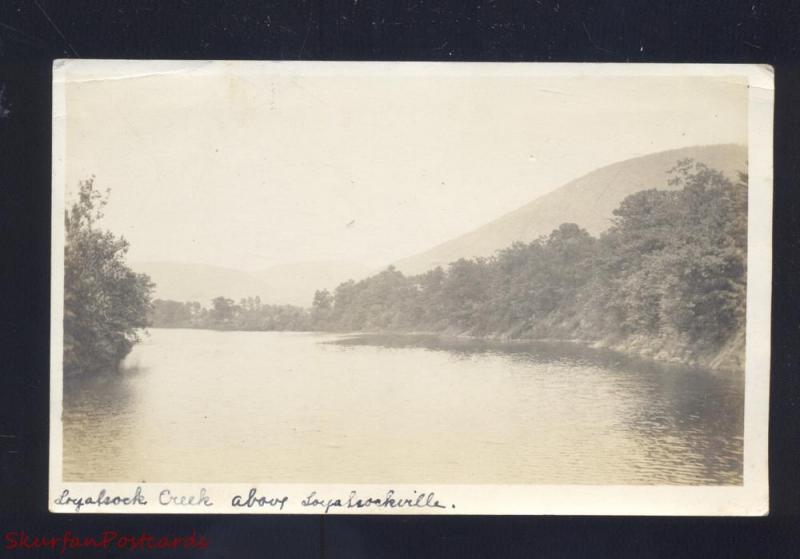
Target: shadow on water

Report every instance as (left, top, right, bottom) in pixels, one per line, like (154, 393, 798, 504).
(622, 365, 744, 484)
(63, 363, 146, 411)
(328, 333, 739, 377)
(329, 333, 745, 485)
(62, 363, 147, 481)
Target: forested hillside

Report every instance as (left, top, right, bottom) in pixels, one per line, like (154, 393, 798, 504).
(151, 159, 747, 369)
(394, 144, 746, 274)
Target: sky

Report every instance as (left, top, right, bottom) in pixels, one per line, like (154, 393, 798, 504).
(61, 62, 748, 271)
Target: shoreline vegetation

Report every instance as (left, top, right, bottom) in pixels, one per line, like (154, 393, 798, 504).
(65, 158, 747, 375)
(148, 160, 747, 372)
(63, 178, 154, 376)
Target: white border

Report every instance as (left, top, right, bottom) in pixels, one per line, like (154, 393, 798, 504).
(49, 61, 773, 515)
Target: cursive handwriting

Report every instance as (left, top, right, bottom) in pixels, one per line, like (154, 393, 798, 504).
(53, 487, 148, 512)
(231, 488, 289, 510)
(302, 490, 448, 513)
(52, 486, 453, 514)
(159, 488, 213, 507)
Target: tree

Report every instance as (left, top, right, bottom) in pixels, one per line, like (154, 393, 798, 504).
(312, 289, 333, 311)
(311, 289, 334, 326)
(63, 178, 154, 375)
(440, 258, 492, 330)
(210, 296, 237, 326)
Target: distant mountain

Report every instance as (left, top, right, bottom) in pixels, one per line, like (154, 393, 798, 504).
(132, 261, 373, 307)
(394, 144, 747, 275)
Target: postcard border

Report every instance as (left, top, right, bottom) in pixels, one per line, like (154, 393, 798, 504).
(49, 61, 773, 515)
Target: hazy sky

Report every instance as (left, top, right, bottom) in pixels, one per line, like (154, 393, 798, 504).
(62, 63, 748, 270)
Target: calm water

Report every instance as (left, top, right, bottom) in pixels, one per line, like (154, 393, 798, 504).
(63, 328, 744, 485)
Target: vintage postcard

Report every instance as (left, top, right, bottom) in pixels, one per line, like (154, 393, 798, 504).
(50, 61, 773, 515)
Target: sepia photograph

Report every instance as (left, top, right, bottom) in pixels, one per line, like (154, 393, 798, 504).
(49, 61, 773, 515)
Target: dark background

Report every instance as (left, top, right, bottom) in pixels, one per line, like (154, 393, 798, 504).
(1, 1, 799, 557)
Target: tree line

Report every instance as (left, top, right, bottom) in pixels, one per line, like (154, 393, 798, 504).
(151, 160, 747, 367)
(63, 159, 746, 374)
(150, 296, 312, 331)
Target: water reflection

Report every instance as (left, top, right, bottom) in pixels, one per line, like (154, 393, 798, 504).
(335, 334, 744, 485)
(63, 329, 743, 485)
(63, 368, 140, 481)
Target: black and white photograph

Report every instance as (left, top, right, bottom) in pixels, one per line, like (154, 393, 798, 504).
(49, 61, 773, 515)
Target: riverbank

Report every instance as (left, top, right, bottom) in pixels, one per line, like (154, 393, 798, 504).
(146, 324, 745, 372)
(333, 327, 745, 372)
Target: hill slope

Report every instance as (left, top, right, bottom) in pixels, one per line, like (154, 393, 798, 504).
(394, 144, 747, 275)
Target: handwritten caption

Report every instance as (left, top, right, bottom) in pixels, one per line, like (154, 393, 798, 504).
(53, 487, 453, 513)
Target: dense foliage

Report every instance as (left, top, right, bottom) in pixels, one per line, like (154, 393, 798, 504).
(63, 179, 154, 375)
(152, 161, 747, 367)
